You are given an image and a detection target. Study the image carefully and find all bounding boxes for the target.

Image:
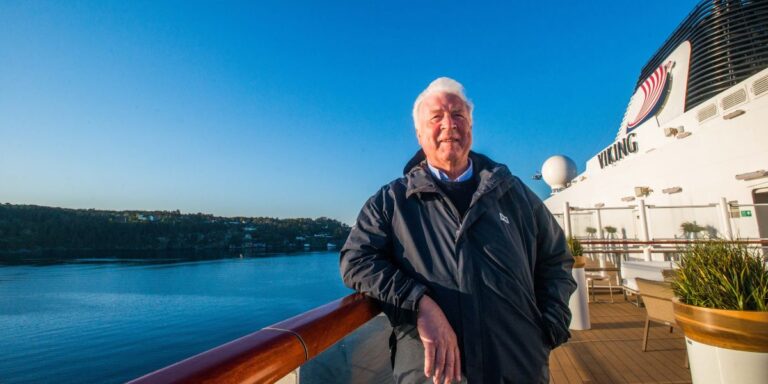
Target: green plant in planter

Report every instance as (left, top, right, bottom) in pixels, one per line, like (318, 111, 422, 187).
(567, 236, 583, 257)
(672, 241, 768, 311)
(585, 227, 597, 237)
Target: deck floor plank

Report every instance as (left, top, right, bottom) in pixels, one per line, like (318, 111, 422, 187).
(549, 294, 691, 384)
(639, 329, 687, 383)
(558, 350, 581, 384)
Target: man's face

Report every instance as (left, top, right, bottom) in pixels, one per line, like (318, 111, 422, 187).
(416, 92, 473, 169)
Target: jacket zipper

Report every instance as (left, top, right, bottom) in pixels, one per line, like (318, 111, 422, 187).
(435, 191, 462, 231)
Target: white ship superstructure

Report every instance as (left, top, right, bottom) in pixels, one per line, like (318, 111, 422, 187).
(543, 0, 768, 251)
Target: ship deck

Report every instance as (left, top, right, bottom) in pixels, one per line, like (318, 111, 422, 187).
(550, 293, 691, 384)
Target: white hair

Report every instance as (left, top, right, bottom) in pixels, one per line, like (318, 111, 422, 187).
(412, 77, 473, 130)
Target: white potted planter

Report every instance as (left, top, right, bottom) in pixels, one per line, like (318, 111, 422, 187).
(567, 237, 590, 330)
(671, 242, 768, 384)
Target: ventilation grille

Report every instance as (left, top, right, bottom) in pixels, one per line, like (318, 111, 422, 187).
(721, 89, 748, 110)
(697, 104, 718, 122)
(753, 74, 768, 96)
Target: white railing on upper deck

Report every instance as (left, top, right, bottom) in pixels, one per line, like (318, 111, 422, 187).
(552, 197, 768, 261)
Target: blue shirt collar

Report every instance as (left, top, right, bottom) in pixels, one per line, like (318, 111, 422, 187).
(427, 158, 474, 182)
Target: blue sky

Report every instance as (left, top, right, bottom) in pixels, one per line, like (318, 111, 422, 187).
(0, 0, 698, 224)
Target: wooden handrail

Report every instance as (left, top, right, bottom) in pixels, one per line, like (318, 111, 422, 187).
(128, 293, 381, 384)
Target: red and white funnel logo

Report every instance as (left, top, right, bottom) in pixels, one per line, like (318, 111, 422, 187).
(626, 61, 673, 133)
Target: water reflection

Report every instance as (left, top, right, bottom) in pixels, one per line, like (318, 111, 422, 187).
(0, 250, 351, 384)
(0, 248, 321, 266)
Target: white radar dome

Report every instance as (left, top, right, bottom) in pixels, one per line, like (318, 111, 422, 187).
(541, 155, 577, 191)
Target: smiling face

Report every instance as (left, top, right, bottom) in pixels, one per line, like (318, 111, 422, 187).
(416, 92, 473, 175)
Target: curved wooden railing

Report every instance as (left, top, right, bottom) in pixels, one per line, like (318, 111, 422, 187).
(128, 293, 381, 384)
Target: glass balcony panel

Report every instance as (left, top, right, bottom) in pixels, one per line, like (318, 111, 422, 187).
(299, 314, 393, 384)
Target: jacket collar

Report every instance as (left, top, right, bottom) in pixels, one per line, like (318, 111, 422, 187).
(404, 150, 512, 199)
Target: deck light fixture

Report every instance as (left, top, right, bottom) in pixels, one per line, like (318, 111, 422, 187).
(634, 186, 652, 197)
(594, 203, 605, 208)
(723, 109, 745, 120)
(662, 186, 683, 194)
(664, 126, 683, 137)
(735, 170, 768, 181)
(621, 196, 636, 202)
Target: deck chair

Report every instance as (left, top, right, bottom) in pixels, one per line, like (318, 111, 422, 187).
(586, 272, 616, 303)
(636, 278, 688, 368)
(636, 278, 678, 351)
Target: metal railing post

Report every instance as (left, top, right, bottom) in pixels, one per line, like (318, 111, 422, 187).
(594, 208, 607, 275)
(637, 199, 652, 261)
(719, 197, 734, 240)
(596, 208, 604, 240)
(563, 202, 572, 238)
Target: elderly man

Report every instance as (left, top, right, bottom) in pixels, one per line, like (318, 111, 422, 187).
(340, 77, 576, 384)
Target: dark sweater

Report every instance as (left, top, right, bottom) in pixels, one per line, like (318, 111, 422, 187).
(435, 176, 478, 219)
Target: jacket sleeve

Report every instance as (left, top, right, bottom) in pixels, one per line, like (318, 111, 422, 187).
(339, 187, 428, 325)
(529, 192, 577, 348)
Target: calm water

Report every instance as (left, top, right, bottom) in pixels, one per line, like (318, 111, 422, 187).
(0, 251, 351, 383)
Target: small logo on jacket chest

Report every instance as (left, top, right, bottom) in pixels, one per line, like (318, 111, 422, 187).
(499, 212, 509, 224)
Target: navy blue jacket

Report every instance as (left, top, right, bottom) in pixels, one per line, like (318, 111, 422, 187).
(340, 151, 576, 383)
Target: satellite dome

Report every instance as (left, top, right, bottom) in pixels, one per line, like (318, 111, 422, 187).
(541, 155, 577, 192)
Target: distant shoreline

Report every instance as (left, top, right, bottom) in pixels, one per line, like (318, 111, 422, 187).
(0, 203, 349, 255)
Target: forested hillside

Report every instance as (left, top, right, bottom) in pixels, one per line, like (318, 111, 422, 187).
(0, 203, 350, 253)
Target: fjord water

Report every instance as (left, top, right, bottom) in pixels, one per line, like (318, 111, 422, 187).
(0, 251, 351, 383)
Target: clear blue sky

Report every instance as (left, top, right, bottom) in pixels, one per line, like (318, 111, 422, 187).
(1, 0, 698, 224)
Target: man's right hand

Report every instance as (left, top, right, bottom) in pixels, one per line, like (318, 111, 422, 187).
(417, 295, 461, 384)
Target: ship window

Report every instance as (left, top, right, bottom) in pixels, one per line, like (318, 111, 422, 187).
(720, 88, 747, 111)
(696, 104, 717, 123)
(753, 74, 768, 97)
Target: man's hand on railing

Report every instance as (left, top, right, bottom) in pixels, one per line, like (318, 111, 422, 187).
(417, 295, 462, 384)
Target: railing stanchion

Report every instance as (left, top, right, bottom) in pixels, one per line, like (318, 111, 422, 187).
(637, 199, 652, 261)
(596, 208, 604, 240)
(719, 197, 734, 240)
(563, 202, 572, 238)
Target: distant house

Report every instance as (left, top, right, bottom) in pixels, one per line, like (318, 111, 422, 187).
(135, 214, 156, 222)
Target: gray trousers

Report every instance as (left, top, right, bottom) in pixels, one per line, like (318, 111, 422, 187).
(389, 325, 550, 384)
(390, 325, 469, 384)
